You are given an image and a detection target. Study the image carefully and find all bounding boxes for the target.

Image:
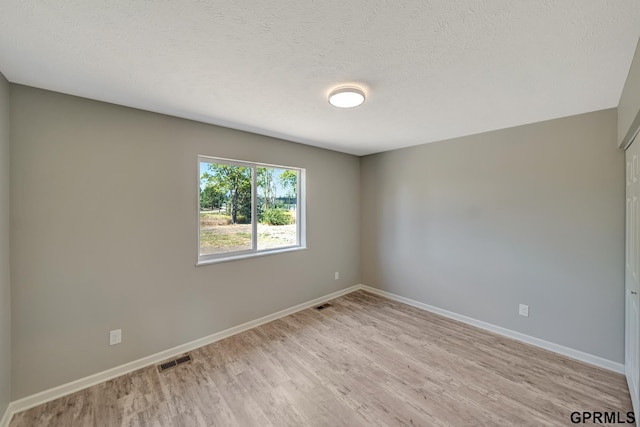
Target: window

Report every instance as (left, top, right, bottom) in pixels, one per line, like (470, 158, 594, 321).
(198, 156, 305, 264)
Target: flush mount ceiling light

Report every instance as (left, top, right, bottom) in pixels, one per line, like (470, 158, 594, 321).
(328, 87, 365, 108)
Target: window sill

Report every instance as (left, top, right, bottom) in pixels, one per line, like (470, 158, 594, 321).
(196, 246, 307, 266)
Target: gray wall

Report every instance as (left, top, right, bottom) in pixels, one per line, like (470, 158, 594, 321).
(619, 37, 640, 146)
(0, 74, 11, 417)
(10, 85, 360, 399)
(361, 109, 625, 363)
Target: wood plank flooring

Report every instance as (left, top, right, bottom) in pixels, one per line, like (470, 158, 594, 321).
(9, 290, 632, 426)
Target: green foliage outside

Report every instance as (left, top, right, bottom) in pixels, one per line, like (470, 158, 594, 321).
(200, 162, 298, 224)
(261, 208, 294, 225)
(199, 185, 225, 211)
(278, 169, 297, 210)
(200, 164, 252, 224)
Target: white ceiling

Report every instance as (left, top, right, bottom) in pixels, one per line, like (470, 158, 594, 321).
(1, 1, 639, 156)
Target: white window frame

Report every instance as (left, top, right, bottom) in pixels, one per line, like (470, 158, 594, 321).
(196, 155, 306, 265)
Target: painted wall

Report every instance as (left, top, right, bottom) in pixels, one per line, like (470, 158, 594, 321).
(361, 109, 625, 363)
(619, 36, 640, 146)
(0, 74, 11, 419)
(9, 85, 360, 399)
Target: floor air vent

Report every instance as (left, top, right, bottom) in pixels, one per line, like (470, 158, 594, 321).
(158, 354, 192, 372)
(315, 302, 332, 310)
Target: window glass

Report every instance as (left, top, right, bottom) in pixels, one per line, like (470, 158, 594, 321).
(257, 167, 298, 250)
(198, 156, 304, 263)
(199, 162, 253, 255)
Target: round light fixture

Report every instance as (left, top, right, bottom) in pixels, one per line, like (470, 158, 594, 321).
(328, 87, 365, 108)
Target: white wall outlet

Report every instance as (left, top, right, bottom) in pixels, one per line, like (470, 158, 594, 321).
(519, 304, 529, 317)
(334, 272, 339, 280)
(109, 329, 122, 346)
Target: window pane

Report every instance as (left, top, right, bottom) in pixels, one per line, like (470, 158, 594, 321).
(199, 162, 253, 255)
(257, 167, 298, 250)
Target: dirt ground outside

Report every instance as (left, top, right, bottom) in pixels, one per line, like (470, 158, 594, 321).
(199, 222, 297, 255)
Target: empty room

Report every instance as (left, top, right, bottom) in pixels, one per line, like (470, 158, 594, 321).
(2, 1, 640, 426)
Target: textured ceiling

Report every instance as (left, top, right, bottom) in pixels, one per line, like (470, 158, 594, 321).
(1, 1, 639, 155)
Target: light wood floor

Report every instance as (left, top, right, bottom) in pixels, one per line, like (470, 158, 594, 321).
(10, 290, 632, 426)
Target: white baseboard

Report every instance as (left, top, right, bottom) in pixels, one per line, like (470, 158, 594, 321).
(0, 405, 12, 427)
(5, 284, 363, 421)
(360, 285, 625, 374)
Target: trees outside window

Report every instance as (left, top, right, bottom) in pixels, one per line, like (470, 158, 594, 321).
(198, 157, 304, 262)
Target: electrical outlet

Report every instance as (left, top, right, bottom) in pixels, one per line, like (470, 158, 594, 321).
(334, 272, 339, 280)
(109, 329, 122, 346)
(519, 304, 529, 317)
